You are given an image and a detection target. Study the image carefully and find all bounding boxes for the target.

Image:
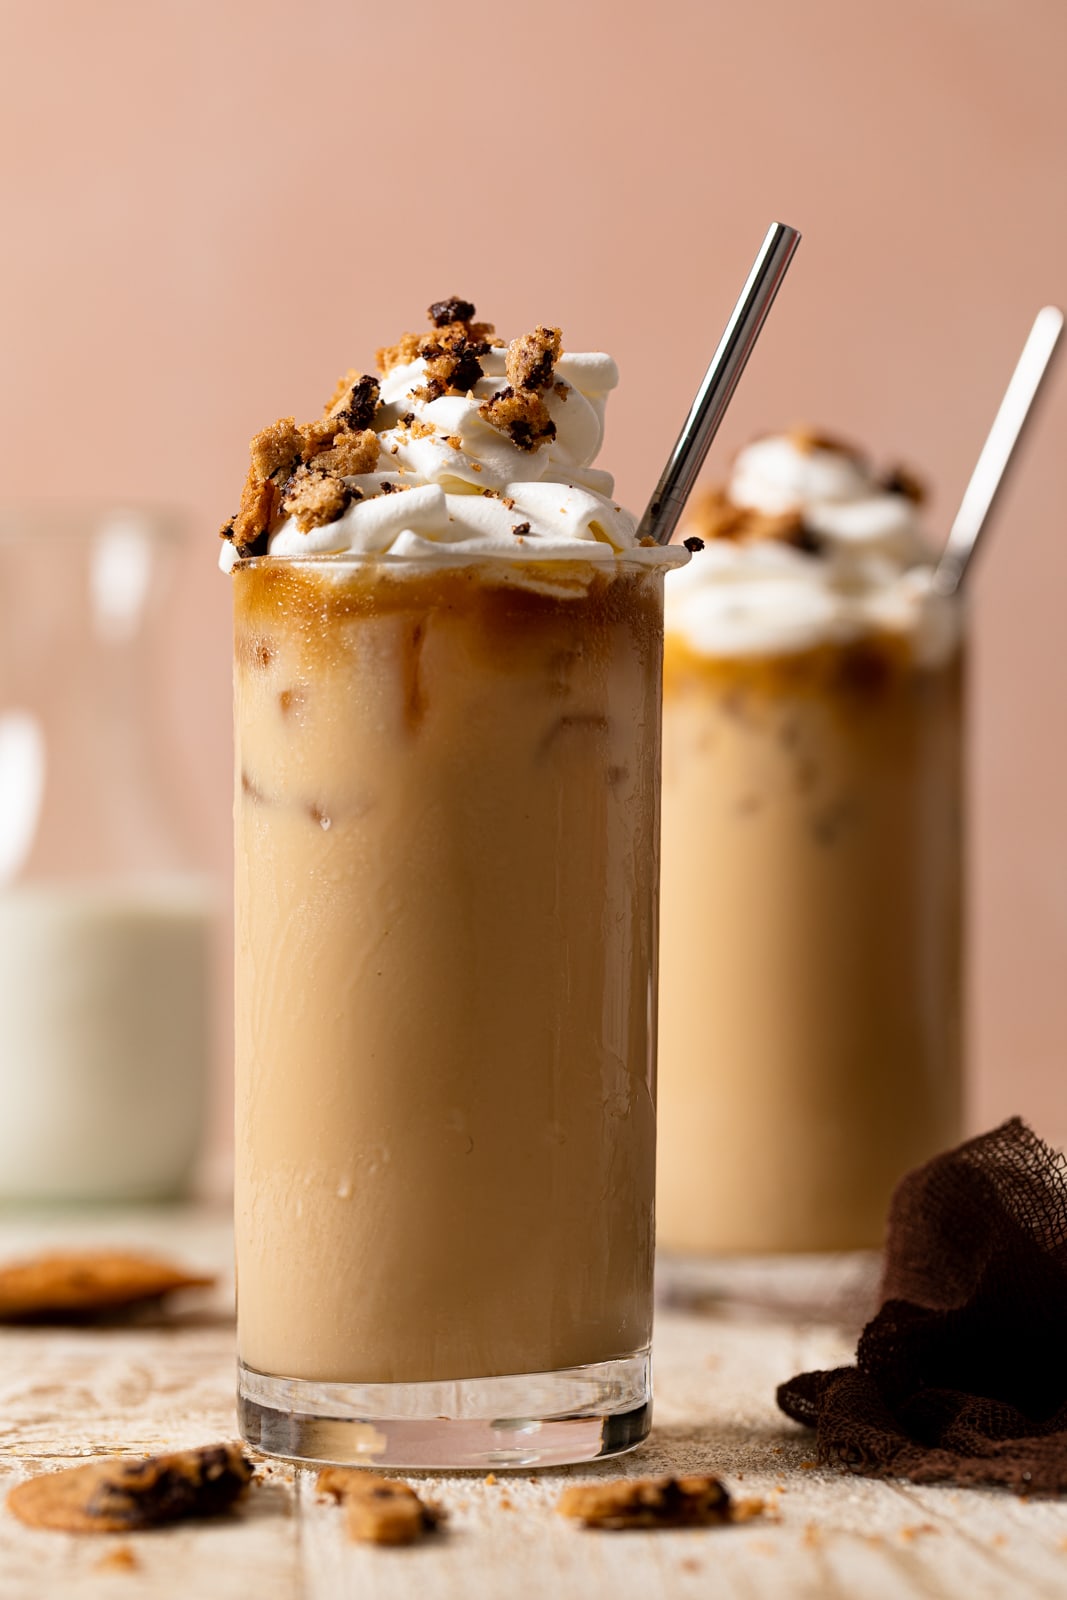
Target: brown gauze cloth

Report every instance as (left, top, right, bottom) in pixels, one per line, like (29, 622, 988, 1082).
(777, 1118, 1067, 1493)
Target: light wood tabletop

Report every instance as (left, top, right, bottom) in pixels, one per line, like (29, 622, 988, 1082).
(0, 1207, 1064, 1599)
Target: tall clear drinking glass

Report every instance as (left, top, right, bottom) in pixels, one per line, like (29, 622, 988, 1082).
(657, 600, 964, 1254)
(234, 553, 669, 1468)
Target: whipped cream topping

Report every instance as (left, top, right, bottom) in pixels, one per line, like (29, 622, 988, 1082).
(668, 435, 960, 665)
(221, 331, 685, 579)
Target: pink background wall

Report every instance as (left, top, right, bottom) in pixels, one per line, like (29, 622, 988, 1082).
(2, 0, 1065, 1148)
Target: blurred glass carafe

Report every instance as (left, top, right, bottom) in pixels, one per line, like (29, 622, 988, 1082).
(0, 507, 214, 1201)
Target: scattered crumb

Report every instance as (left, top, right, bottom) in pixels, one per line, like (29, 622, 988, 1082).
(799, 1461, 817, 1471)
(899, 1523, 939, 1542)
(512, 521, 532, 538)
(94, 1545, 139, 1572)
(316, 1469, 444, 1547)
(409, 417, 436, 440)
(683, 535, 705, 553)
(498, 1494, 514, 1511)
(484, 1473, 498, 1486)
(558, 1475, 740, 1531)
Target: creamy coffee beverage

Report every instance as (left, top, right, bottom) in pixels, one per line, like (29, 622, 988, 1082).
(222, 301, 685, 1464)
(658, 431, 963, 1254)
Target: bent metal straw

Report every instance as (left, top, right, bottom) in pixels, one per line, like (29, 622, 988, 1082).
(638, 221, 801, 548)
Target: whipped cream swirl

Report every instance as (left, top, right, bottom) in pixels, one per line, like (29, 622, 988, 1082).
(221, 336, 684, 577)
(667, 435, 960, 665)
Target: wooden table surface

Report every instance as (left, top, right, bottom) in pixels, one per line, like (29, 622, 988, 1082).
(1, 1206, 1065, 1599)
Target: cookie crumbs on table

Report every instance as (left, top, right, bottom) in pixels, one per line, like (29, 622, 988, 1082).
(316, 1469, 444, 1545)
(558, 1474, 757, 1531)
(8, 1445, 252, 1533)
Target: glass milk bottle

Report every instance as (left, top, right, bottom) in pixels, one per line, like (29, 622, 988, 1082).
(0, 506, 216, 1201)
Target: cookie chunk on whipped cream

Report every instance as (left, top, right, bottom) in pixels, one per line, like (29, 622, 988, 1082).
(220, 299, 685, 576)
(668, 428, 959, 666)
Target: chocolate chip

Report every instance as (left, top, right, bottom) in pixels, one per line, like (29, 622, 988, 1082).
(683, 536, 705, 552)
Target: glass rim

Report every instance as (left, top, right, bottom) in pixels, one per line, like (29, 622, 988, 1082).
(232, 546, 686, 575)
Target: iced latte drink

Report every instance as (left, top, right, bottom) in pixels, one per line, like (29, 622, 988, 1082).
(221, 303, 685, 1466)
(658, 432, 962, 1254)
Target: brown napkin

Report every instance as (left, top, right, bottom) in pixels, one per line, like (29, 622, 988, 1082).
(777, 1118, 1067, 1493)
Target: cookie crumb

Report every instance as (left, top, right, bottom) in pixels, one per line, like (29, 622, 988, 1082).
(683, 536, 705, 553)
(558, 1475, 735, 1531)
(249, 417, 302, 481)
(382, 332, 428, 375)
(506, 326, 562, 392)
(881, 464, 926, 504)
(281, 467, 351, 533)
(8, 1445, 252, 1533)
(328, 373, 381, 431)
(94, 1545, 139, 1572)
(479, 387, 556, 452)
(0, 1251, 214, 1321)
(311, 428, 380, 478)
(316, 1469, 444, 1546)
(414, 323, 490, 401)
(512, 521, 531, 537)
(429, 296, 476, 327)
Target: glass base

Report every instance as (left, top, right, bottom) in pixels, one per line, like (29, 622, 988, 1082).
(237, 1351, 651, 1469)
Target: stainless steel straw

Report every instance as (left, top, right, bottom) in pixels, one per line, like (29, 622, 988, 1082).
(933, 305, 1064, 596)
(637, 222, 801, 546)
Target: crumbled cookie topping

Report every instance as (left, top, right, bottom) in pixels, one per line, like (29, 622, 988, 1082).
(377, 298, 501, 377)
(786, 425, 866, 460)
(250, 418, 303, 481)
(479, 386, 556, 451)
(882, 464, 926, 504)
(430, 296, 476, 327)
(282, 467, 352, 532)
(690, 488, 820, 554)
(683, 535, 705, 553)
(328, 373, 381, 430)
(557, 1474, 736, 1531)
(316, 1469, 445, 1546)
(512, 521, 532, 537)
(311, 428, 380, 478)
(414, 321, 492, 402)
(506, 326, 562, 392)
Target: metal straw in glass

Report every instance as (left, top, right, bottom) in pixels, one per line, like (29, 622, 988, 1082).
(638, 222, 801, 547)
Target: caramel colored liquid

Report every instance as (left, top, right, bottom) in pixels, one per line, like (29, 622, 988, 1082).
(234, 560, 665, 1382)
(657, 633, 963, 1253)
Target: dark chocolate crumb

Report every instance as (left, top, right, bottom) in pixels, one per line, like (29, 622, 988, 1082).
(683, 536, 705, 553)
(512, 521, 532, 537)
(429, 297, 476, 327)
